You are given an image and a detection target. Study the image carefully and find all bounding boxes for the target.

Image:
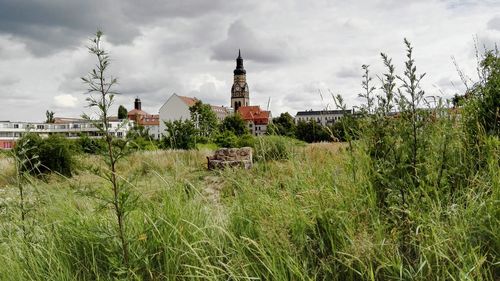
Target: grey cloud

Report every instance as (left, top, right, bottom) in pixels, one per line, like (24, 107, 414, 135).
(435, 77, 462, 89)
(0, 0, 141, 55)
(121, 0, 249, 22)
(0, 0, 250, 56)
(0, 76, 19, 86)
(188, 81, 228, 106)
(487, 16, 500, 31)
(444, 0, 499, 9)
(211, 20, 290, 64)
(337, 65, 362, 79)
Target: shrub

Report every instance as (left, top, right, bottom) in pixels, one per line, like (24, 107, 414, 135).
(221, 114, 248, 136)
(75, 135, 106, 154)
(161, 120, 197, 150)
(237, 134, 255, 147)
(15, 134, 74, 177)
(38, 135, 74, 177)
(214, 130, 239, 148)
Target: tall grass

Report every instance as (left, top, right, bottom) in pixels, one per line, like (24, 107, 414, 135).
(0, 136, 495, 280)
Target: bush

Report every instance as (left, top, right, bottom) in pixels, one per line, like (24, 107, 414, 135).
(237, 134, 255, 147)
(221, 114, 248, 136)
(15, 134, 74, 177)
(38, 135, 74, 177)
(75, 135, 106, 154)
(214, 130, 239, 148)
(161, 120, 197, 150)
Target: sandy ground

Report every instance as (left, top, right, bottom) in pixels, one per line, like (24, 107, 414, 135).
(0, 157, 13, 172)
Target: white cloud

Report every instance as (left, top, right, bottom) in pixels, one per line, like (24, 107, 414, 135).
(53, 94, 78, 108)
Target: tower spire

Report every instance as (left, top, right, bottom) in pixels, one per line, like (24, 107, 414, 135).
(234, 49, 246, 75)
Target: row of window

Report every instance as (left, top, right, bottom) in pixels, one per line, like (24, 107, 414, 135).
(296, 115, 343, 122)
(0, 122, 130, 130)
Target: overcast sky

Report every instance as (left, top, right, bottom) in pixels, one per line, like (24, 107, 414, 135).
(0, 0, 499, 122)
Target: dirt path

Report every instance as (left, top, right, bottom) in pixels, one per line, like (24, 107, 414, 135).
(202, 175, 224, 204)
(201, 175, 227, 223)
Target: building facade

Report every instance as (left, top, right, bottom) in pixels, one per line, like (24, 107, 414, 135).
(295, 109, 354, 126)
(238, 106, 271, 136)
(0, 118, 132, 149)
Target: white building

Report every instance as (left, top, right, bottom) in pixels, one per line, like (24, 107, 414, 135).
(159, 94, 197, 136)
(159, 93, 230, 137)
(0, 118, 132, 149)
(295, 109, 354, 126)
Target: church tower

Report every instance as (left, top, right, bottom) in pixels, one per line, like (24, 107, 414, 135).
(231, 50, 249, 112)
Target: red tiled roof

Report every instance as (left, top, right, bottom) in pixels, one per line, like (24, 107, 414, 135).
(179, 95, 199, 107)
(237, 106, 270, 125)
(127, 109, 148, 116)
(128, 109, 159, 126)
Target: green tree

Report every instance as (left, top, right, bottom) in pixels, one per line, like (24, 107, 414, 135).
(221, 114, 248, 136)
(162, 119, 197, 149)
(267, 112, 296, 137)
(45, 110, 55, 123)
(189, 100, 218, 138)
(118, 105, 128, 119)
(295, 120, 329, 143)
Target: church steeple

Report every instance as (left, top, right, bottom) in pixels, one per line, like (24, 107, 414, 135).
(234, 49, 246, 75)
(231, 49, 249, 112)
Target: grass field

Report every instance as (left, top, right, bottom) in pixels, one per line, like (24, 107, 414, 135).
(0, 139, 498, 280)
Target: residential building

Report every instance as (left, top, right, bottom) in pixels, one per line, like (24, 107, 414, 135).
(0, 118, 132, 149)
(211, 105, 231, 121)
(295, 109, 354, 126)
(158, 93, 230, 137)
(237, 106, 271, 136)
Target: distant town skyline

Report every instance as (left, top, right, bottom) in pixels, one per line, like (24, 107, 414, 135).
(0, 0, 499, 122)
